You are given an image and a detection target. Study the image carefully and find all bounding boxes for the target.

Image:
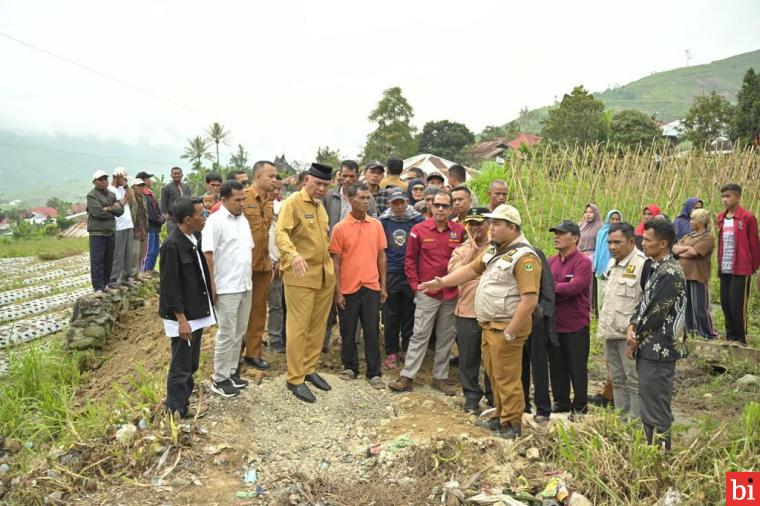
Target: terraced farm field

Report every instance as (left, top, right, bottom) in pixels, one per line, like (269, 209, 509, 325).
(0, 254, 90, 373)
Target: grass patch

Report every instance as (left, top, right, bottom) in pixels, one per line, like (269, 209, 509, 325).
(549, 402, 760, 504)
(0, 236, 88, 259)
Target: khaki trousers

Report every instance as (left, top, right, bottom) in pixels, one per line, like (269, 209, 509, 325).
(481, 324, 527, 426)
(243, 270, 272, 359)
(284, 282, 334, 384)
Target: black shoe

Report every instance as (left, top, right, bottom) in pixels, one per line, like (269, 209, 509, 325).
(589, 393, 612, 408)
(474, 417, 500, 431)
(495, 423, 521, 440)
(552, 403, 571, 413)
(270, 341, 285, 353)
(210, 379, 240, 398)
(449, 356, 459, 367)
(305, 373, 331, 391)
(287, 382, 316, 403)
(534, 414, 551, 425)
(230, 371, 249, 389)
(243, 356, 270, 370)
(463, 400, 480, 414)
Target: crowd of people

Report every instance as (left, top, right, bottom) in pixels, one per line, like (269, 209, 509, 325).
(85, 159, 759, 446)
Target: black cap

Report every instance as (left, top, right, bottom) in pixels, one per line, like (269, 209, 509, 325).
(365, 160, 384, 172)
(135, 171, 154, 180)
(426, 171, 445, 183)
(387, 158, 403, 171)
(549, 220, 581, 236)
(388, 189, 406, 202)
(464, 207, 489, 223)
(307, 162, 333, 181)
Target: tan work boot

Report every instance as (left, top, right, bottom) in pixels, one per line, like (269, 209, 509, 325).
(432, 378, 457, 396)
(388, 375, 414, 392)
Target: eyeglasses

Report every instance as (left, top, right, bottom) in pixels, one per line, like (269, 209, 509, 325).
(96, 176, 108, 181)
(432, 203, 451, 209)
(412, 186, 424, 192)
(241, 180, 251, 186)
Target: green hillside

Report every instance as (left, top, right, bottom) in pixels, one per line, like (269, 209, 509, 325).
(510, 49, 760, 133)
(0, 130, 181, 205)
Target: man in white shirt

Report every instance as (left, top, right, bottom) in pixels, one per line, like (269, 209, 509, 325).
(202, 180, 254, 398)
(108, 166, 134, 286)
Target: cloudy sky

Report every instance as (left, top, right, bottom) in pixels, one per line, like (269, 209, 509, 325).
(1, 0, 759, 164)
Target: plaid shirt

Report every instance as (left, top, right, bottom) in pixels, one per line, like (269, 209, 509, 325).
(372, 188, 389, 215)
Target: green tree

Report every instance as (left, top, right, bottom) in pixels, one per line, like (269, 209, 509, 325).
(361, 87, 418, 163)
(609, 109, 661, 148)
(45, 197, 72, 216)
(315, 146, 342, 169)
(205, 122, 232, 165)
(683, 91, 733, 149)
(541, 85, 608, 146)
(480, 125, 508, 141)
(730, 68, 760, 146)
(417, 120, 475, 161)
(229, 144, 250, 171)
(180, 136, 214, 171)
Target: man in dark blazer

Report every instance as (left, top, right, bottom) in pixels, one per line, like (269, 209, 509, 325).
(159, 196, 216, 418)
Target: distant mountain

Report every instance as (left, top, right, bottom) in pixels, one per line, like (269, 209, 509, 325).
(508, 49, 760, 134)
(0, 130, 182, 205)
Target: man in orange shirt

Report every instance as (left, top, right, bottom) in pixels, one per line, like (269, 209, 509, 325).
(329, 183, 388, 388)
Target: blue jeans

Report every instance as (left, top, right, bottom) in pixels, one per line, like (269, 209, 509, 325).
(144, 231, 160, 271)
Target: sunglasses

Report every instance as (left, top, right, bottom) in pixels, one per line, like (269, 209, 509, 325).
(432, 203, 451, 209)
(241, 180, 251, 186)
(96, 176, 108, 181)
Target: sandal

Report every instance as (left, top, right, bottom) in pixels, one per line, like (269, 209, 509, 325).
(339, 369, 356, 381)
(369, 376, 386, 390)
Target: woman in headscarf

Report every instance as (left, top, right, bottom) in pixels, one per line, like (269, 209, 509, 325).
(672, 208, 717, 339)
(634, 204, 661, 250)
(406, 178, 425, 205)
(673, 197, 703, 241)
(578, 204, 603, 256)
(579, 204, 604, 317)
(592, 209, 623, 279)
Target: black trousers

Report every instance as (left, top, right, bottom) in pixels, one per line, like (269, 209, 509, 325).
(89, 234, 115, 291)
(339, 287, 382, 378)
(456, 316, 492, 404)
(548, 326, 590, 413)
(521, 317, 552, 417)
(383, 272, 415, 355)
(637, 356, 676, 450)
(166, 328, 203, 415)
(720, 273, 750, 343)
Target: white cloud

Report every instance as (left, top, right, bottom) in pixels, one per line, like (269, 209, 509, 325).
(1, 0, 759, 163)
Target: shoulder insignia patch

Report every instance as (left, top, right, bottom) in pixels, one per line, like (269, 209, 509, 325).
(524, 263, 534, 272)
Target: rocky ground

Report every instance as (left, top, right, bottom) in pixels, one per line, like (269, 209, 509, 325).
(4, 293, 758, 505)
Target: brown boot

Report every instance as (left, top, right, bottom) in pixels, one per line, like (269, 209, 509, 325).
(431, 378, 457, 396)
(388, 375, 414, 392)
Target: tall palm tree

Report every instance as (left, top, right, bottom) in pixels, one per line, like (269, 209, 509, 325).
(180, 136, 214, 171)
(205, 122, 232, 165)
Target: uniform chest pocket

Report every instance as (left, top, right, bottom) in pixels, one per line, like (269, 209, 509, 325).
(615, 277, 639, 298)
(421, 241, 437, 250)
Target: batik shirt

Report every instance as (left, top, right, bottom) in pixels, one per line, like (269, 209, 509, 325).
(629, 254, 687, 362)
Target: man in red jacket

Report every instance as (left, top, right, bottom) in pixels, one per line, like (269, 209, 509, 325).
(717, 184, 760, 344)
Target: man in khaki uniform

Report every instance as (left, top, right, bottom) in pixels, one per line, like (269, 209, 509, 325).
(598, 222, 646, 418)
(241, 161, 277, 370)
(419, 204, 540, 439)
(275, 163, 336, 403)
